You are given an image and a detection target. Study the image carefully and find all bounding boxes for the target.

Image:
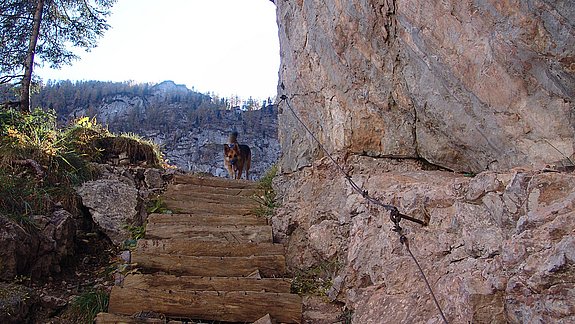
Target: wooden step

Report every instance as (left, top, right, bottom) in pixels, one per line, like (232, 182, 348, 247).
(162, 199, 256, 215)
(131, 253, 286, 277)
(147, 213, 267, 226)
(96, 313, 183, 324)
(165, 183, 263, 197)
(162, 190, 260, 207)
(136, 240, 284, 257)
(103, 173, 301, 323)
(122, 274, 292, 293)
(108, 286, 302, 323)
(95, 313, 183, 323)
(145, 224, 273, 242)
(173, 174, 259, 189)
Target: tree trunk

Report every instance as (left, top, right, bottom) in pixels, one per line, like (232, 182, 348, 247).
(19, 0, 45, 113)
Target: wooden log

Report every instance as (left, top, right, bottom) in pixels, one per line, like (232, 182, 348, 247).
(95, 312, 183, 323)
(147, 213, 266, 226)
(172, 174, 259, 189)
(170, 183, 263, 196)
(162, 190, 260, 207)
(135, 240, 284, 257)
(122, 274, 292, 293)
(108, 286, 302, 323)
(164, 183, 263, 198)
(162, 199, 256, 215)
(131, 253, 286, 277)
(144, 224, 272, 242)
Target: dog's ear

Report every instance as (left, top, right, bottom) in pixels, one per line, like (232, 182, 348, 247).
(224, 144, 230, 153)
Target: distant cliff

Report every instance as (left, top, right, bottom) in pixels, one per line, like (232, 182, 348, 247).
(29, 80, 280, 179)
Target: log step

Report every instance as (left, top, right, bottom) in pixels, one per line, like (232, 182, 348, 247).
(162, 192, 259, 207)
(95, 312, 184, 323)
(167, 182, 263, 196)
(122, 274, 292, 293)
(144, 224, 272, 242)
(108, 286, 302, 323)
(172, 174, 259, 189)
(164, 183, 263, 199)
(162, 199, 256, 215)
(136, 240, 284, 257)
(131, 253, 286, 277)
(147, 213, 266, 226)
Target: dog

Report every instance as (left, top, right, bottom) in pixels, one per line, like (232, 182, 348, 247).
(223, 131, 251, 180)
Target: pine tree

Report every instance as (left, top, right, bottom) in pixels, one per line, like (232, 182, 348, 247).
(0, 0, 116, 112)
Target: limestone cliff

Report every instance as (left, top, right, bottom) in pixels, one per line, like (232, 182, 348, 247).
(272, 1, 575, 323)
(40, 81, 281, 180)
(276, 0, 574, 173)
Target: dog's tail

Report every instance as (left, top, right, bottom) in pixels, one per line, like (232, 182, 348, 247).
(228, 131, 239, 143)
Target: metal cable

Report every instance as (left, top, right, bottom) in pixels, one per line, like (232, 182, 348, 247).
(278, 94, 448, 324)
(404, 238, 449, 323)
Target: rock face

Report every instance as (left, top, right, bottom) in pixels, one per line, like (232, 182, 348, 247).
(272, 3, 575, 320)
(275, 0, 574, 173)
(272, 156, 575, 323)
(0, 209, 77, 281)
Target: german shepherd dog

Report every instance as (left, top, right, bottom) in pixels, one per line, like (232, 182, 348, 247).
(224, 131, 251, 180)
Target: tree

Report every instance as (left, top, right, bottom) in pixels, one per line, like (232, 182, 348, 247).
(0, 0, 116, 112)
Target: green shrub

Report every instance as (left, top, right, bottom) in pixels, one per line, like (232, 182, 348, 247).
(146, 197, 172, 214)
(253, 165, 278, 218)
(0, 109, 98, 218)
(68, 289, 109, 324)
(291, 260, 340, 297)
(0, 109, 166, 219)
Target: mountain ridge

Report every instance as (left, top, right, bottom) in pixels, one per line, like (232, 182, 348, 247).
(16, 79, 280, 179)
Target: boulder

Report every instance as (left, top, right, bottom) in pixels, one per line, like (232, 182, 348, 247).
(29, 209, 77, 276)
(0, 217, 37, 281)
(77, 179, 139, 245)
(0, 209, 77, 281)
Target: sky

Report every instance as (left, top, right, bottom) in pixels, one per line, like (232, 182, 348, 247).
(37, 0, 280, 100)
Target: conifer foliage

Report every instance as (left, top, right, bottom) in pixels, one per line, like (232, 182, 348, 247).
(0, 0, 116, 112)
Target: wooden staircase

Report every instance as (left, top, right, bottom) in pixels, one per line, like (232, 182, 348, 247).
(96, 174, 302, 323)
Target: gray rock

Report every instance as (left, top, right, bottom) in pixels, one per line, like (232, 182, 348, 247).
(0, 209, 76, 281)
(77, 179, 138, 245)
(30, 209, 77, 276)
(0, 217, 36, 281)
(144, 168, 164, 189)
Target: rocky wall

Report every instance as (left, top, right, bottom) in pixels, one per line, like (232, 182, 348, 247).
(272, 156, 575, 323)
(275, 0, 575, 173)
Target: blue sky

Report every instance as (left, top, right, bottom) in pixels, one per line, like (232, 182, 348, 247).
(37, 0, 280, 100)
